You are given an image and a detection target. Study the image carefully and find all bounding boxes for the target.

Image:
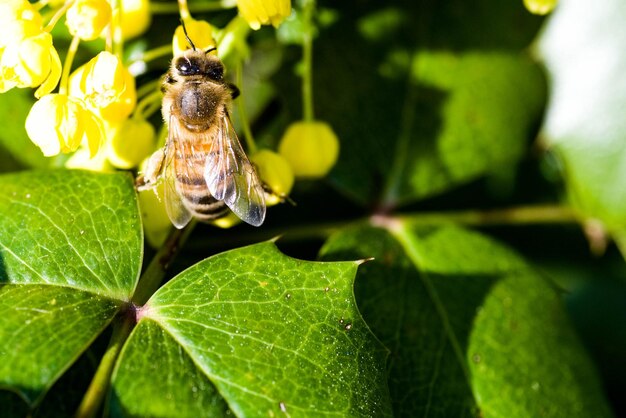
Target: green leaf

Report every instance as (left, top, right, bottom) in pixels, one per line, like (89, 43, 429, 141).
(538, 0, 626, 230)
(320, 223, 613, 417)
(468, 273, 614, 418)
(284, 1, 546, 206)
(110, 320, 230, 417)
(0, 170, 143, 406)
(0, 170, 142, 299)
(0, 285, 118, 405)
(388, 52, 545, 204)
(112, 242, 392, 417)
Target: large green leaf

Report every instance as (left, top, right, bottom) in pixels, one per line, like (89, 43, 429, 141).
(320, 223, 613, 417)
(276, 1, 546, 206)
(112, 241, 392, 417)
(538, 0, 626, 230)
(0, 170, 143, 406)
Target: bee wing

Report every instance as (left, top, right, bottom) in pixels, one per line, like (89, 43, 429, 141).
(205, 112, 266, 227)
(163, 118, 193, 229)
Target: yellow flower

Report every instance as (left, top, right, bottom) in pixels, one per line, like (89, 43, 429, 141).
(237, 0, 291, 30)
(0, 0, 43, 48)
(66, 0, 112, 41)
(278, 120, 339, 178)
(106, 118, 156, 169)
(172, 18, 216, 55)
(0, 32, 61, 98)
(65, 145, 111, 171)
(69, 51, 136, 122)
(25, 93, 104, 157)
(523, 0, 558, 15)
(119, 0, 151, 39)
(251, 149, 294, 205)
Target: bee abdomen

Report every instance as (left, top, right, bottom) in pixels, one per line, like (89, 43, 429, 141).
(177, 180, 229, 220)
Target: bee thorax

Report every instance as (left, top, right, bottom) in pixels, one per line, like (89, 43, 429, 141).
(177, 84, 222, 131)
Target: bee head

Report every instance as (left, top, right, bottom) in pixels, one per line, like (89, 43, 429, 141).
(175, 50, 224, 81)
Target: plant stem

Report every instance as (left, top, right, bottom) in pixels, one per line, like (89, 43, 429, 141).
(130, 44, 173, 67)
(44, 0, 74, 32)
(392, 204, 579, 227)
(151, 0, 236, 15)
(235, 60, 257, 154)
(301, 0, 315, 122)
(178, 0, 191, 20)
(74, 313, 134, 418)
(132, 221, 197, 305)
(193, 205, 581, 249)
(110, 0, 123, 59)
(133, 89, 163, 120)
(59, 35, 80, 95)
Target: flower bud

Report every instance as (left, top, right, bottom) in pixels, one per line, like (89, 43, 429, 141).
(106, 118, 156, 169)
(251, 149, 294, 205)
(138, 183, 172, 248)
(69, 51, 136, 123)
(66, 0, 112, 41)
(0, 32, 61, 97)
(237, 0, 291, 30)
(278, 120, 339, 178)
(523, 0, 558, 15)
(25, 93, 104, 157)
(172, 18, 216, 56)
(119, 0, 151, 39)
(0, 0, 43, 48)
(210, 212, 242, 229)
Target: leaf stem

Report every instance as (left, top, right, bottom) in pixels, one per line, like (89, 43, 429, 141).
(391, 203, 580, 227)
(196, 205, 581, 248)
(74, 313, 134, 418)
(132, 221, 197, 305)
(301, 0, 315, 122)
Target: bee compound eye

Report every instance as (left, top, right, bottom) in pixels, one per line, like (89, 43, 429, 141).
(208, 67, 223, 80)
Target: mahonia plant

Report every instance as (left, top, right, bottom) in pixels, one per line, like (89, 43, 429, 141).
(0, 0, 622, 417)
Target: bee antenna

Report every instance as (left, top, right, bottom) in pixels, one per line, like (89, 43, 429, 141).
(180, 19, 196, 51)
(205, 47, 217, 54)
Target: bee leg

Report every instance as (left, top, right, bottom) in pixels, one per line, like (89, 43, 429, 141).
(227, 83, 240, 99)
(137, 148, 166, 191)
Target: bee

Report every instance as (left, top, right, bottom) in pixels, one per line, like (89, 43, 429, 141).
(138, 26, 265, 229)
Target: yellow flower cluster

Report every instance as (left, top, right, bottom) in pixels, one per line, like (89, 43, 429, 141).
(0, 0, 153, 169)
(237, 0, 292, 30)
(0, 0, 61, 98)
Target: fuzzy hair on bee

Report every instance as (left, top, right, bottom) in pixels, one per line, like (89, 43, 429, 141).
(137, 24, 265, 229)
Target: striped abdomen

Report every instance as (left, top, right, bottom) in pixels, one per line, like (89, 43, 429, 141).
(174, 138, 230, 221)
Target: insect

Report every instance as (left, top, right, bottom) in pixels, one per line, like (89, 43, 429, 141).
(138, 25, 266, 229)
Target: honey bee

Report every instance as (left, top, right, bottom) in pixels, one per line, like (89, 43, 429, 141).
(138, 28, 265, 229)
